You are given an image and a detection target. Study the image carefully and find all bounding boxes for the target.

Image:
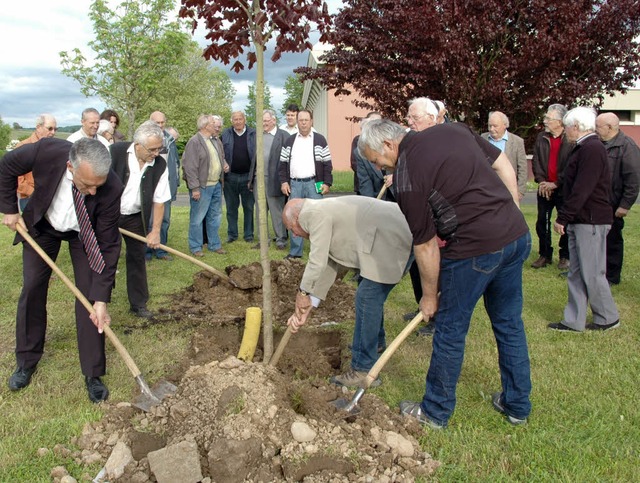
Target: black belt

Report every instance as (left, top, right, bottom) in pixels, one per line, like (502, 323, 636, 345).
(290, 176, 315, 182)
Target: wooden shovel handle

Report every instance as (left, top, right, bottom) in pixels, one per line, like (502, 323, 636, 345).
(16, 224, 142, 378)
(365, 312, 425, 387)
(269, 326, 293, 367)
(118, 228, 234, 285)
(376, 184, 387, 200)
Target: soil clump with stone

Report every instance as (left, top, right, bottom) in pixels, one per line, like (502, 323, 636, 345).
(48, 259, 440, 482)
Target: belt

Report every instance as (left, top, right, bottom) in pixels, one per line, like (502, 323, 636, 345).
(290, 176, 315, 182)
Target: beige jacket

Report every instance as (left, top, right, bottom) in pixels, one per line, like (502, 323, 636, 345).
(299, 196, 413, 300)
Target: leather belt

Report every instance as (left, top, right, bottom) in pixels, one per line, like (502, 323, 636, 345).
(290, 176, 315, 182)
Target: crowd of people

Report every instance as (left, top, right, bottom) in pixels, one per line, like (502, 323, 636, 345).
(1, 98, 638, 430)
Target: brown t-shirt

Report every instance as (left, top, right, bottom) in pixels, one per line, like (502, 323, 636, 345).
(395, 123, 529, 259)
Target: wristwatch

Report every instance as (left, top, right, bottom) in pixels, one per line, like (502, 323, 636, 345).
(298, 287, 310, 296)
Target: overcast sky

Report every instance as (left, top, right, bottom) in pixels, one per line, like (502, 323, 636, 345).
(0, 0, 343, 128)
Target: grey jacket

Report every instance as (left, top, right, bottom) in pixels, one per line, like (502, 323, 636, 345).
(182, 132, 226, 190)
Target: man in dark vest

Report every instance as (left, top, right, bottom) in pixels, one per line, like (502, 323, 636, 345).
(110, 121, 170, 318)
(221, 111, 256, 243)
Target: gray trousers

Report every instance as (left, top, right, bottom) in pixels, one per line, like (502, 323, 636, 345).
(255, 178, 287, 246)
(563, 224, 619, 331)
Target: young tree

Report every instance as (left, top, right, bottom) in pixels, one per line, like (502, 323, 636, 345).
(245, 82, 273, 127)
(281, 74, 304, 116)
(60, 0, 190, 139)
(0, 116, 12, 153)
(299, 0, 640, 137)
(179, 0, 331, 360)
(142, 40, 236, 139)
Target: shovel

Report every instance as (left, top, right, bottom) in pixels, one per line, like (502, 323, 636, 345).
(16, 224, 176, 412)
(269, 326, 294, 367)
(118, 227, 239, 288)
(332, 311, 425, 415)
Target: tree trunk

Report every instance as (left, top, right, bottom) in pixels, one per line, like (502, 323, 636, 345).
(253, 35, 274, 361)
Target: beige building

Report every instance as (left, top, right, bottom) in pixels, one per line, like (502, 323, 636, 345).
(301, 43, 371, 173)
(600, 88, 640, 144)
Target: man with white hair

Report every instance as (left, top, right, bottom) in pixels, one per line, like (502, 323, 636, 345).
(550, 107, 619, 332)
(595, 112, 640, 285)
(481, 111, 528, 200)
(67, 108, 111, 148)
(110, 121, 171, 319)
(405, 97, 439, 131)
(14, 113, 58, 211)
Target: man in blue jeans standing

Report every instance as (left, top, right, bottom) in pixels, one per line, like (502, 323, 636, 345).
(359, 118, 532, 428)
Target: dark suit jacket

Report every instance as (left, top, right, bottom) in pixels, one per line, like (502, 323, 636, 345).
(248, 128, 290, 196)
(0, 138, 124, 302)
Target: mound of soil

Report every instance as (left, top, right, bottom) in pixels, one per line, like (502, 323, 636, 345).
(56, 260, 440, 482)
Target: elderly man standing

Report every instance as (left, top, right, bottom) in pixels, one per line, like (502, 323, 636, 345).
(279, 109, 333, 259)
(110, 121, 170, 319)
(249, 109, 289, 249)
(531, 104, 573, 270)
(0, 138, 123, 403)
(14, 113, 58, 211)
(284, 196, 413, 388)
(595, 112, 640, 285)
(146, 111, 180, 261)
(359, 119, 532, 429)
(67, 108, 111, 148)
(482, 111, 528, 200)
(182, 115, 229, 257)
(549, 108, 619, 332)
(222, 111, 256, 244)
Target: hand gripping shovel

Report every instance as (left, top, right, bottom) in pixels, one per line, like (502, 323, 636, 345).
(118, 228, 239, 288)
(331, 311, 425, 415)
(16, 224, 176, 411)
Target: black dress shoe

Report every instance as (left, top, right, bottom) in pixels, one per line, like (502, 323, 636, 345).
(8, 366, 37, 391)
(130, 306, 154, 318)
(85, 376, 109, 403)
(284, 254, 302, 260)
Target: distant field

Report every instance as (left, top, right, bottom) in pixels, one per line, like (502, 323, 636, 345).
(11, 129, 70, 141)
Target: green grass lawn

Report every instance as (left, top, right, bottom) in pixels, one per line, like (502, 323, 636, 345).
(0, 201, 639, 482)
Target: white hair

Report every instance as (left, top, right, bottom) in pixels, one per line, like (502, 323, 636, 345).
(563, 106, 596, 132)
(409, 97, 439, 119)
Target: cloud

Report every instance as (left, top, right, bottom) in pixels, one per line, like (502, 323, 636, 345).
(0, 0, 342, 128)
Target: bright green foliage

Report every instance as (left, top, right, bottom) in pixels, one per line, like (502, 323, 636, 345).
(0, 116, 11, 153)
(60, 0, 190, 139)
(281, 74, 304, 115)
(141, 40, 236, 140)
(245, 82, 273, 127)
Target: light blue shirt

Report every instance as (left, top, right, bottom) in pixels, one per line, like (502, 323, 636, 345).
(487, 131, 509, 153)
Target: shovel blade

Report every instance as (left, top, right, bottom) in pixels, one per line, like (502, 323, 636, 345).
(132, 380, 177, 412)
(330, 396, 362, 416)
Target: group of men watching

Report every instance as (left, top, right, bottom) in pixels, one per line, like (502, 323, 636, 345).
(1, 97, 637, 431)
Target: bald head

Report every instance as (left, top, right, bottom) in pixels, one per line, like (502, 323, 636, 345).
(282, 199, 309, 238)
(488, 111, 509, 140)
(596, 112, 620, 142)
(150, 111, 167, 129)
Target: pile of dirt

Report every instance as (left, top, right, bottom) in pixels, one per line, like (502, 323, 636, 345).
(53, 260, 440, 482)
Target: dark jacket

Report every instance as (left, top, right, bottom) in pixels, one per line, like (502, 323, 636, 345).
(531, 131, 572, 185)
(0, 138, 123, 302)
(557, 134, 612, 226)
(221, 126, 256, 174)
(603, 131, 640, 210)
(110, 142, 167, 234)
(278, 132, 333, 186)
(248, 128, 289, 197)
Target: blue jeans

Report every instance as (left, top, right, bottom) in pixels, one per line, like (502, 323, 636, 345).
(288, 179, 322, 256)
(351, 277, 395, 372)
(146, 200, 172, 259)
(223, 172, 254, 241)
(188, 184, 223, 253)
(421, 232, 532, 426)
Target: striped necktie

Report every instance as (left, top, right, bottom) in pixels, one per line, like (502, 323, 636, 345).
(72, 184, 105, 274)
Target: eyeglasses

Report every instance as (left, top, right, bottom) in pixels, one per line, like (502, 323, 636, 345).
(405, 113, 433, 123)
(543, 116, 561, 122)
(45, 126, 58, 132)
(141, 144, 163, 155)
